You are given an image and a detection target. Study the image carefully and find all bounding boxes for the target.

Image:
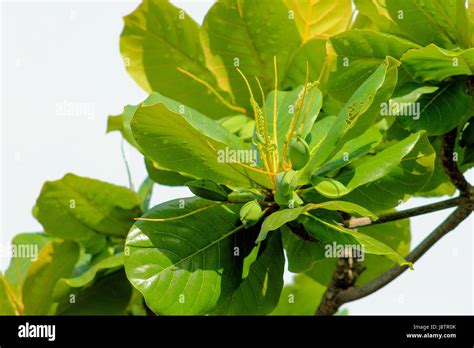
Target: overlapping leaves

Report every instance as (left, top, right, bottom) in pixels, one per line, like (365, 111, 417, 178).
(6, 0, 472, 317)
(124, 197, 285, 315)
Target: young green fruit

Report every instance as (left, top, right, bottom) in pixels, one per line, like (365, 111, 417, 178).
(289, 136, 310, 170)
(276, 170, 298, 196)
(274, 170, 298, 206)
(239, 200, 263, 228)
(185, 179, 228, 201)
(228, 189, 264, 203)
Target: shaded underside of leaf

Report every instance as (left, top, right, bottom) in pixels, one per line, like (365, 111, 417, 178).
(213, 231, 285, 315)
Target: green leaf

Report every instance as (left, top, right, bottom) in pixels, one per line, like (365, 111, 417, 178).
(353, 0, 399, 33)
(55, 270, 132, 315)
(120, 105, 141, 148)
(310, 201, 378, 219)
(282, 38, 327, 90)
(4, 233, 51, 299)
(126, 288, 147, 316)
(356, 217, 411, 285)
(213, 231, 285, 315)
(385, 0, 470, 48)
(303, 57, 400, 180)
(305, 258, 337, 287)
(306, 115, 337, 153)
(311, 125, 383, 178)
(351, 13, 378, 31)
(469, 0, 474, 46)
(138, 177, 154, 211)
(415, 138, 456, 197)
(304, 216, 411, 267)
(35, 174, 142, 241)
(106, 105, 140, 149)
(258, 208, 302, 243)
(124, 197, 247, 315)
(106, 114, 123, 133)
(270, 273, 326, 315)
(81, 234, 108, 257)
(333, 131, 435, 197)
(397, 78, 472, 135)
(145, 158, 193, 187)
(401, 45, 474, 82)
(218, 115, 255, 141)
(283, 0, 352, 41)
(218, 115, 249, 134)
(241, 242, 260, 279)
(22, 240, 80, 315)
(390, 82, 439, 106)
(120, 0, 235, 119)
(281, 225, 325, 273)
(131, 93, 271, 189)
(301, 132, 436, 212)
(201, 0, 301, 109)
(258, 201, 377, 242)
(53, 253, 124, 301)
(0, 275, 19, 315)
(328, 30, 419, 102)
(185, 179, 229, 201)
(304, 213, 409, 288)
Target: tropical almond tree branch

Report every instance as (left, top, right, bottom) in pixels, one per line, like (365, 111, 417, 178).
(344, 196, 468, 228)
(315, 251, 365, 316)
(441, 128, 473, 196)
(316, 129, 473, 316)
(328, 205, 471, 313)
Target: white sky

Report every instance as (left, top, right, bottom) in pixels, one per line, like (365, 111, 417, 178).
(1, 0, 473, 314)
